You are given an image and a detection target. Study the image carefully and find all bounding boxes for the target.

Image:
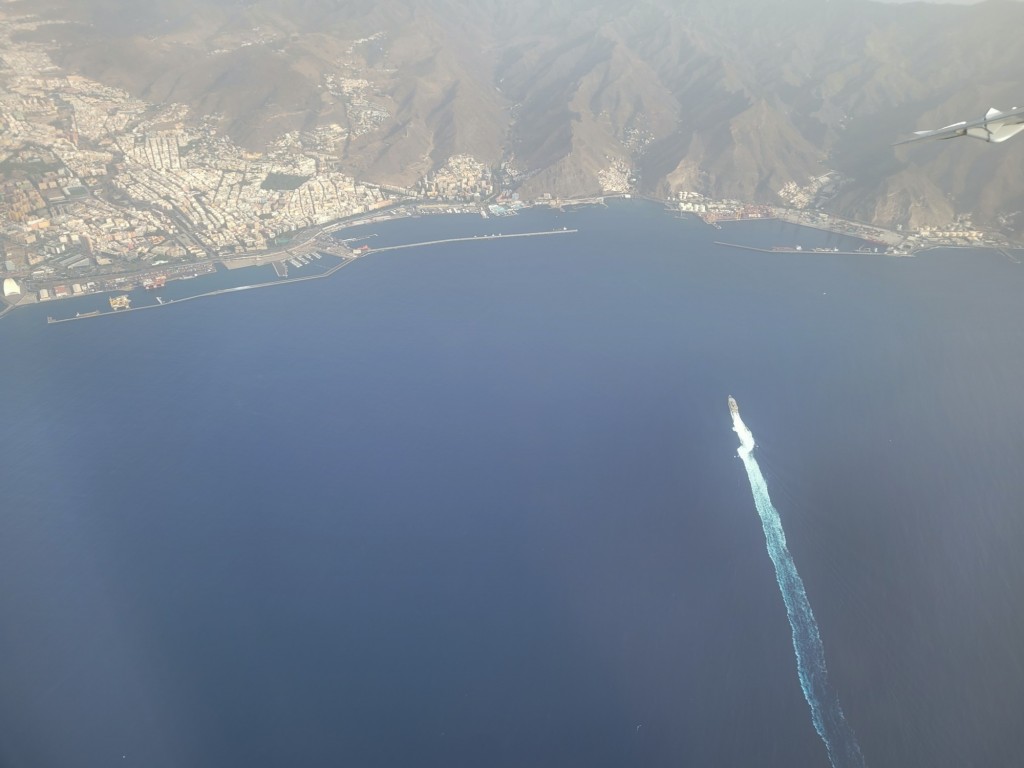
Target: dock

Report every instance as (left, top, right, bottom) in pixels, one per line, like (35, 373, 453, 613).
(714, 241, 893, 257)
(45, 255, 356, 325)
(368, 228, 578, 254)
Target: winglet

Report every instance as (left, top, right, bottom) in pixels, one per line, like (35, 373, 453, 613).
(896, 105, 1024, 146)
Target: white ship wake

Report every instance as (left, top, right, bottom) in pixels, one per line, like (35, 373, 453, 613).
(729, 396, 865, 768)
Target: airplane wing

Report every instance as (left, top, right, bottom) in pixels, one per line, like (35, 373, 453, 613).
(895, 105, 1024, 145)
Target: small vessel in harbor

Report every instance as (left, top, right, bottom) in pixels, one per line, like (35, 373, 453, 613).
(729, 395, 739, 415)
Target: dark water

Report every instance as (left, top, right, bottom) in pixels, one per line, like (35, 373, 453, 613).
(2, 201, 1023, 768)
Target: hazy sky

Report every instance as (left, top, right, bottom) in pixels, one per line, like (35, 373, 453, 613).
(886, 0, 1024, 3)
(876, 0, 1007, 3)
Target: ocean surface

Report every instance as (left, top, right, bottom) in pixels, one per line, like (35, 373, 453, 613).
(2, 200, 1023, 768)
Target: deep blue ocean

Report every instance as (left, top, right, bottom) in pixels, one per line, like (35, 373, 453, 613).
(2, 201, 1023, 768)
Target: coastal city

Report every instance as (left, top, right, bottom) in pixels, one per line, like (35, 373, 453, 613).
(1, 15, 1018, 316)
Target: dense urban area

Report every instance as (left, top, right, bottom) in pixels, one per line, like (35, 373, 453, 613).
(1, 15, 1016, 312)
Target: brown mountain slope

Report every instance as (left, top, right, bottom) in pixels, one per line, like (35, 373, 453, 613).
(13, 0, 1024, 233)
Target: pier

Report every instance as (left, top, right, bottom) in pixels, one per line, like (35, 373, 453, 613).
(41, 230, 575, 325)
(714, 241, 895, 257)
(46, 256, 356, 324)
(367, 228, 578, 254)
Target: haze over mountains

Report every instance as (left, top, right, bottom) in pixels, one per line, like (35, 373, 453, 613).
(12, 0, 1024, 233)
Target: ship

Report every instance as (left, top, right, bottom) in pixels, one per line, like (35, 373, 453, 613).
(728, 396, 739, 416)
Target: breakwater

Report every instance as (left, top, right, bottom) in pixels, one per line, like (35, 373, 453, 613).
(367, 229, 578, 253)
(46, 257, 355, 324)
(714, 241, 885, 257)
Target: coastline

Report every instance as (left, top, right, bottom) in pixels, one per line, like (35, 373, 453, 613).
(712, 240, 910, 258)
(4, 196, 1019, 323)
(45, 255, 358, 324)
(35, 227, 580, 324)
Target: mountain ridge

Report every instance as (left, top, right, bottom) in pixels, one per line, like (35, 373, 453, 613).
(11, 0, 1024, 234)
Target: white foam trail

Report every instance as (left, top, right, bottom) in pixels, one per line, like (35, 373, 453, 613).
(732, 404, 866, 768)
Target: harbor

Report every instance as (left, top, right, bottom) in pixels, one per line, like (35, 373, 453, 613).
(46, 253, 355, 324)
(19, 201, 1021, 326)
(39, 227, 580, 324)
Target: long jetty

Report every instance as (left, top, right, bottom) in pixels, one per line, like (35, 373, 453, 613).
(41, 229, 579, 325)
(714, 240, 887, 257)
(368, 228, 577, 254)
(46, 257, 356, 324)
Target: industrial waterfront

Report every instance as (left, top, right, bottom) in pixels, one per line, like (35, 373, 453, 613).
(37, 226, 582, 324)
